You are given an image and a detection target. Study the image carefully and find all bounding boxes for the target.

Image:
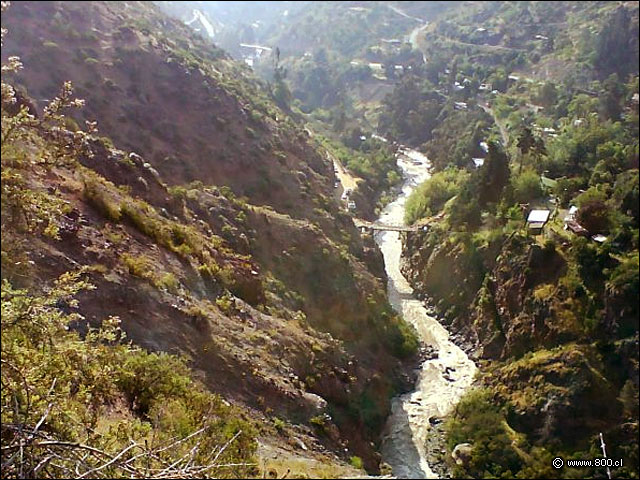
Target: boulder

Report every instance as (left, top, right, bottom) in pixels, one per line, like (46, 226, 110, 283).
(451, 442, 473, 466)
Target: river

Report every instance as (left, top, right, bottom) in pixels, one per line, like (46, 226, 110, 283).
(377, 149, 477, 479)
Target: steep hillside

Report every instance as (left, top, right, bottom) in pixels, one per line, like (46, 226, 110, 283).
(1, 1, 419, 476)
(3, 1, 337, 220)
(394, 1, 639, 477)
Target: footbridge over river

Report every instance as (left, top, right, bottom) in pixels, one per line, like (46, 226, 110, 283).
(353, 219, 427, 233)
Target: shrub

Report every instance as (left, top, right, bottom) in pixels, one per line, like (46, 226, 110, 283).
(121, 252, 153, 278)
(273, 417, 286, 431)
(155, 272, 179, 293)
(445, 388, 523, 478)
(216, 293, 234, 313)
(1, 273, 257, 478)
(82, 174, 122, 221)
(511, 169, 543, 203)
(406, 168, 469, 224)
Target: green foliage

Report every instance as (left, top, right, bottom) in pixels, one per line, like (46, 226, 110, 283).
(121, 253, 179, 293)
(511, 169, 543, 204)
(82, 173, 122, 221)
(605, 254, 639, 336)
(378, 77, 443, 145)
(477, 141, 511, 207)
(594, 6, 639, 78)
(571, 237, 612, 288)
(575, 187, 610, 233)
(369, 301, 419, 359)
(405, 168, 469, 224)
(349, 456, 364, 470)
(215, 293, 234, 313)
(273, 417, 286, 431)
(2, 80, 91, 237)
(1, 273, 256, 478)
(445, 388, 524, 479)
(424, 108, 492, 171)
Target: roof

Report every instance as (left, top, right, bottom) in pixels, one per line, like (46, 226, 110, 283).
(527, 209, 551, 223)
(472, 158, 485, 168)
(540, 175, 558, 189)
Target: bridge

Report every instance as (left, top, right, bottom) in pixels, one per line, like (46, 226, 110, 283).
(353, 219, 426, 233)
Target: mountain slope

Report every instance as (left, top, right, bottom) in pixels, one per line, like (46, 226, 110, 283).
(1, 1, 419, 475)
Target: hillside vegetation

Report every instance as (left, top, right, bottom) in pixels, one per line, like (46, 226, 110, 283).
(1, 1, 420, 477)
(396, 2, 638, 478)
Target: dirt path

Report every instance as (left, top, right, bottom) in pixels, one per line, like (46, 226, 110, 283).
(480, 102, 510, 147)
(327, 151, 361, 202)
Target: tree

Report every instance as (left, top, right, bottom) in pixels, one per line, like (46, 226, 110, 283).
(271, 47, 291, 110)
(576, 187, 611, 233)
(576, 200, 610, 234)
(537, 81, 558, 108)
(599, 73, 624, 121)
(477, 141, 511, 207)
(512, 169, 543, 203)
(517, 126, 535, 174)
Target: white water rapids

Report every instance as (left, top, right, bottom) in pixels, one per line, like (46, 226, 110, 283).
(377, 150, 477, 479)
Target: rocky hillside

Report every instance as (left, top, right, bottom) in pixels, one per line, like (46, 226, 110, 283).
(403, 226, 638, 477)
(1, 1, 419, 476)
(393, 1, 638, 478)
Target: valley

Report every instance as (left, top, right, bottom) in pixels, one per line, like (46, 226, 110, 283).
(2, 1, 638, 479)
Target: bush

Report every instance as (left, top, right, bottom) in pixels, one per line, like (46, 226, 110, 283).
(511, 169, 543, 203)
(445, 388, 523, 478)
(405, 168, 469, 224)
(82, 174, 122, 221)
(121, 252, 153, 278)
(1, 273, 257, 478)
(155, 272, 179, 293)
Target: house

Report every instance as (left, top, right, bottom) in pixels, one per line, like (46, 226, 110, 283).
(526, 209, 551, 235)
